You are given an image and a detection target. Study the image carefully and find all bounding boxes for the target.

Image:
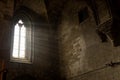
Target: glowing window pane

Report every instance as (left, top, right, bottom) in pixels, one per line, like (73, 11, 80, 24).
(21, 25, 26, 37)
(12, 20, 26, 59)
(18, 20, 23, 24)
(13, 49, 18, 58)
(20, 37, 26, 50)
(20, 26, 26, 57)
(14, 24, 19, 36)
(13, 37, 19, 49)
(12, 23, 19, 58)
(19, 50, 25, 58)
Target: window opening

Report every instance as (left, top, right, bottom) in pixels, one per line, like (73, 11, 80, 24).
(12, 20, 26, 59)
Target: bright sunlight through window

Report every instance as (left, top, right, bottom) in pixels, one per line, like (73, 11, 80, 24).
(12, 20, 26, 59)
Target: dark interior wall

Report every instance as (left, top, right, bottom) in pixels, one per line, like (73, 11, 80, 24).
(2, 0, 120, 80)
(14, 0, 48, 19)
(58, 0, 120, 80)
(0, 0, 14, 59)
(0, 0, 60, 80)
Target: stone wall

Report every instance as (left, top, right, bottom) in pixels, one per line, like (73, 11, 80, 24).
(0, 0, 60, 80)
(1, 0, 120, 80)
(0, 0, 14, 58)
(58, 0, 120, 80)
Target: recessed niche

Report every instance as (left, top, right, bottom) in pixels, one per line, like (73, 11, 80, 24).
(78, 7, 89, 23)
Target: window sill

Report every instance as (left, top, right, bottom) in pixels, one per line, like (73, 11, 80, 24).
(10, 58, 32, 64)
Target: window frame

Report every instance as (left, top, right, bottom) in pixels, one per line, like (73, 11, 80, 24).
(10, 13, 34, 64)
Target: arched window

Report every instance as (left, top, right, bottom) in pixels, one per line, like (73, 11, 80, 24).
(12, 20, 26, 58)
(11, 14, 33, 63)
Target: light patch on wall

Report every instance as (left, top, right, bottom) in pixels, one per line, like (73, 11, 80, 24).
(67, 37, 86, 77)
